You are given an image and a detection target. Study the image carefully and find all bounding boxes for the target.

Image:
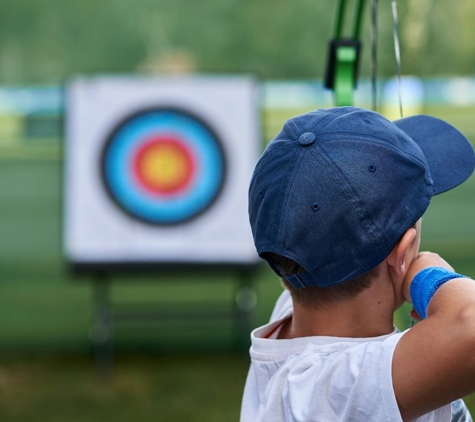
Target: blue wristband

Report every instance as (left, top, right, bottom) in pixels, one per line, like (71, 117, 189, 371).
(410, 267, 469, 319)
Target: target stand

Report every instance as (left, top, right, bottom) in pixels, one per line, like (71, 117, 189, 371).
(88, 266, 258, 378)
(63, 76, 262, 376)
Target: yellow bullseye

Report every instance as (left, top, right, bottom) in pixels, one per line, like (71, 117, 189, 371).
(141, 145, 187, 189)
(134, 138, 195, 195)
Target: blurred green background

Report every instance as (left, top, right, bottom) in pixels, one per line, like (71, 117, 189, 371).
(2, 1, 475, 421)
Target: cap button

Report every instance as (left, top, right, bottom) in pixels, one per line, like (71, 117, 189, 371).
(298, 132, 316, 146)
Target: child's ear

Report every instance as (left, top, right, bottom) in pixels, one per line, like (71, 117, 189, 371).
(386, 227, 417, 277)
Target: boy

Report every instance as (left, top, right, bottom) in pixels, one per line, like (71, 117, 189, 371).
(241, 107, 475, 421)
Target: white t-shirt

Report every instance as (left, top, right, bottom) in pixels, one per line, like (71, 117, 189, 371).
(240, 290, 464, 422)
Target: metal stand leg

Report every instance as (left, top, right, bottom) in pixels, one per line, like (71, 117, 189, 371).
(91, 273, 113, 378)
(234, 270, 257, 352)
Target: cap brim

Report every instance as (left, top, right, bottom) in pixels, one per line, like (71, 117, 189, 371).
(394, 115, 475, 195)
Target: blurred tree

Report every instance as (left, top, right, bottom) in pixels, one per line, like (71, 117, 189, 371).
(0, 0, 474, 84)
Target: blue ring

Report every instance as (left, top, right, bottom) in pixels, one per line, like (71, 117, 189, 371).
(102, 109, 225, 225)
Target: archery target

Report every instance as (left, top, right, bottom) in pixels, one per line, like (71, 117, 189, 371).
(64, 76, 260, 269)
(101, 108, 226, 225)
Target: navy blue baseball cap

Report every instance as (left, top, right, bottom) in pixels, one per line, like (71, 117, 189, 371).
(249, 107, 475, 288)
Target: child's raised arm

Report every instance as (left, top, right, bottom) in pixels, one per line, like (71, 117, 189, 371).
(393, 252, 475, 421)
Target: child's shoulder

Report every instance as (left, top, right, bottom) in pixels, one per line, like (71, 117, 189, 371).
(249, 329, 411, 422)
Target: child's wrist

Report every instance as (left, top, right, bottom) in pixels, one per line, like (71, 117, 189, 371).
(410, 267, 470, 319)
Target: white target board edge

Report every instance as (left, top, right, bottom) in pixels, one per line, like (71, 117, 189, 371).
(63, 75, 261, 269)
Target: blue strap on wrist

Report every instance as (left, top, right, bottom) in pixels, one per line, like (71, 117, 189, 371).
(410, 267, 469, 319)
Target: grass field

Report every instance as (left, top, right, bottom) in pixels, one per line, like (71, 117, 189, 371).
(0, 354, 249, 422)
(1, 105, 475, 420)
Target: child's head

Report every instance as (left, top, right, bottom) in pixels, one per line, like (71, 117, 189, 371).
(249, 107, 474, 297)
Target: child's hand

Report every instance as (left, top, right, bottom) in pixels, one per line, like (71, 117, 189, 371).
(402, 251, 455, 303)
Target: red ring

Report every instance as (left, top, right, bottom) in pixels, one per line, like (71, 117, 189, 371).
(132, 136, 196, 197)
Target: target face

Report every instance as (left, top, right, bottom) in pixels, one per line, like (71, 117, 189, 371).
(101, 108, 226, 225)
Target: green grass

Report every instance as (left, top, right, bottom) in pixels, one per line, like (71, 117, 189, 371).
(0, 354, 249, 422)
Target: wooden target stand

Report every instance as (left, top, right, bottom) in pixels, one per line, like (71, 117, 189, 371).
(79, 264, 259, 378)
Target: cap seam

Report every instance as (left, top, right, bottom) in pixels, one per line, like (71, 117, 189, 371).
(308, 146, 387, 254)
(277, 147, 307, 249)
(286, 118, 304, 138)
(309, 108, 353, 132)
(256, 138, 290, 163)
(292, 108, 343, 135)
(312, 132, 429, 170)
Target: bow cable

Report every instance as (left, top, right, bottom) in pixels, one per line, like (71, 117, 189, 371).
(391, 0, 404, 118)
(371, 0, 378, 111)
